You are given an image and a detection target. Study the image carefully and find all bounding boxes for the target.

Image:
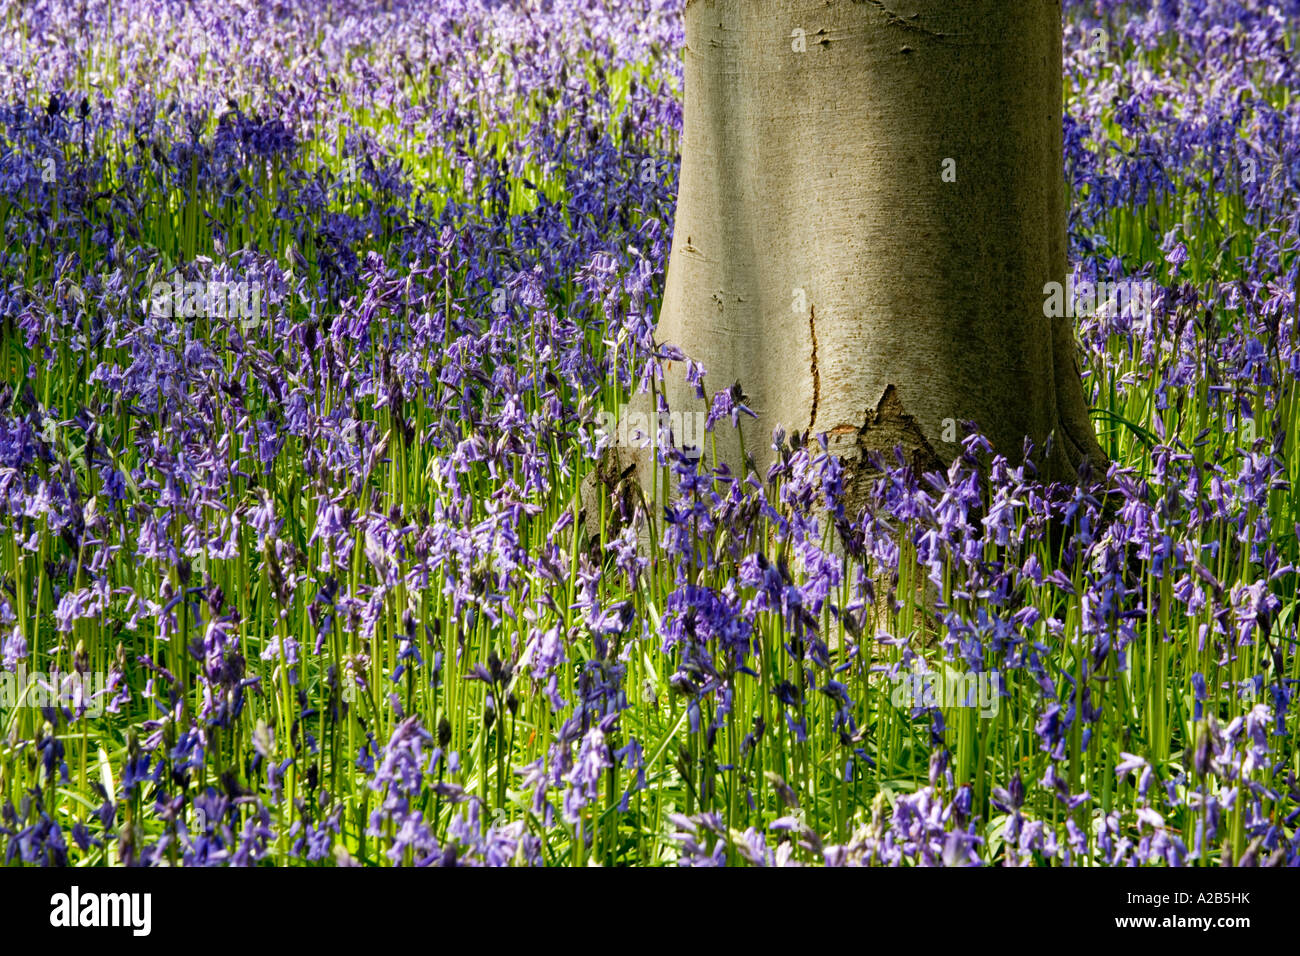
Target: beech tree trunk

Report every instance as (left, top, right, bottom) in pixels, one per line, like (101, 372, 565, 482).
(644, 0, 1106, 495)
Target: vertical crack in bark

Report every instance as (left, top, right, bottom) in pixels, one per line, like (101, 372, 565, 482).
(808, 304, 820, 432)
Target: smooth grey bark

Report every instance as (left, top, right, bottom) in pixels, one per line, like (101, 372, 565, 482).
(626, 0, 1106, 505)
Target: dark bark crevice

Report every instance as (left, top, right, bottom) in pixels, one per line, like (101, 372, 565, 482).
(808, 304, 820, 432)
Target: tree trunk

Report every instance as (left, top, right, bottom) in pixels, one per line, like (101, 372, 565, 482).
(645, 0, 1107, 496)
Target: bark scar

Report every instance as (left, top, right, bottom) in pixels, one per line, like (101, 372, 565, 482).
(808, 304, 820, 432)
(858, 384, 943, 471)
(858, 0, 957, 40)
(837, 385, 946, 518)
